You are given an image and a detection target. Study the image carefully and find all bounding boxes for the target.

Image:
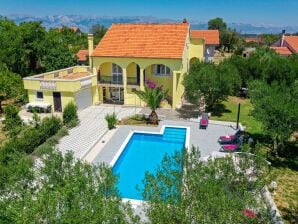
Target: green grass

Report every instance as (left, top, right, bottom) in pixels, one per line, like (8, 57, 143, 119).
(210, 96, 263, 134)
(271, 167, 298, 224)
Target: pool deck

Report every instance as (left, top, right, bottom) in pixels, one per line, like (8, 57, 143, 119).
(91, 119, 240, 166)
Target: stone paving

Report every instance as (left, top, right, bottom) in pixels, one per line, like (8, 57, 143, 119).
(92, 119, 239, 165)
(58, 105, 141, 159)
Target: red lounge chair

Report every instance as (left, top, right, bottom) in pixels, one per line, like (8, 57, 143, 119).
(218, 131, 240, 144)
(220, 144, 240, 152)
(200, 113, 209, 129)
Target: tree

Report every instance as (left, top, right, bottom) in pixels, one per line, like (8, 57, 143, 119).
(2, 105, 23, 137)
(220, 28, 241, 52)
(225, 55, 250, 87)
(208, 17, 227, 31)
(43, 46, 76, 72)
(134, 80, 168, 124)
(0, 68, 23, 113)
(0, 151, 139, 223)
(249, 81, 298, 155)
(90, 24, 107, 44)
(143, 147, 271, 223)
(260, 34, 279, 46)
(183, 61, 241, 110)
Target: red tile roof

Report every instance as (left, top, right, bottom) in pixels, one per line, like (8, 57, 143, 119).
(270, 47, 292, 56)
(244, 37, 263, 44)
(190, 30, 220, 45)
(76, 50, 89, 61)
(92, 23, 189, 59)
(284, 36, 298, 53)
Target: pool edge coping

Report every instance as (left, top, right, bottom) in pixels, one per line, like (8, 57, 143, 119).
(109, 125, 190, 167)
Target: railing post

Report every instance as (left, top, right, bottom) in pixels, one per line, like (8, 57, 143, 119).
(236, 103, 241, 129)
(122, 68, 127, 104)
(140, 68, 144, 90)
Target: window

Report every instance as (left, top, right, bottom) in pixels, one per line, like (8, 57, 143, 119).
(36, 91, 44, 101)
(154, 64, 171, 76)
(112, 64, 122, 74)
(112, 64, 123, 84)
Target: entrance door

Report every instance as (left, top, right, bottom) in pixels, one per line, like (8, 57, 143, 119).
(53, 92, 62, 112)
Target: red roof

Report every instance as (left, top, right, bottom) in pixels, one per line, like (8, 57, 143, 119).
(92, 23, 189, 59)
(270, 47, 292, 56)
(244, 37, 263, 44)
(190, 30, 220, 45)
(76, 50, 89, 61)
(284, 36, 298, 52)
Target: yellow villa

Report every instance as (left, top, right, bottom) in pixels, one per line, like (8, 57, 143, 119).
(23, 22, 219, 111)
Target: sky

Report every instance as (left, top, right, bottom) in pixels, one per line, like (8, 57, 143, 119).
(0, 0, 297, 26)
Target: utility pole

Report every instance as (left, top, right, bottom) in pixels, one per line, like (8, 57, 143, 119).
(236, 103, 240, 129)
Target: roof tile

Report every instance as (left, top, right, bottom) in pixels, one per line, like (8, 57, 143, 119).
(92, 23, 189, 59)
(270, 47, 292, 55)
(77, 49, 89, 61)
(190, 30, 219, 45)
(284, 36, 298, 53)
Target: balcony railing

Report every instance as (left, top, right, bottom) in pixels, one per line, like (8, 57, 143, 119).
(98, 76, 139, 86)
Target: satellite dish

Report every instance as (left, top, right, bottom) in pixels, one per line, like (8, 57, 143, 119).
(206, 47, 210, 55)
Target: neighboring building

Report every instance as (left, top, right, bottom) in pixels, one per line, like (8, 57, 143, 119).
(190, 30, 220, 62)
(242, 47, 256, 58)
(58, 26, 81, 34)
(271, 35, 298, 56)
(244, 37, 263, 44)
(76, 49, 89, 65)
(23, 23, 219, 111)
(270, 47, 293, 56)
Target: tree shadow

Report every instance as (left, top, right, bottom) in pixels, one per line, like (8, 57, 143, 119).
(209, 103, 232, 117)
(176, 104, 200, 119)
(269, 142, 298, 171)
(279, 206, 298, 224)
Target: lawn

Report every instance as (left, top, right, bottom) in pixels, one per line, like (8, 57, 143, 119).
(272, 167, 298, 224)
(211, 96, 262, 134)
(211, 96, 297, 223)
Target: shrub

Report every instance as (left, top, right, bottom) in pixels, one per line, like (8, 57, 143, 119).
(1, 116, 62, 154)
(63, 101, 79, 127)
(33, 126, 68, 156)
(105, 113, 117, 130)
(2, 105, 23, 137)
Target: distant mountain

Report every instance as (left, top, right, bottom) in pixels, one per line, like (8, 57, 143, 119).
(5, 14, 298, 34)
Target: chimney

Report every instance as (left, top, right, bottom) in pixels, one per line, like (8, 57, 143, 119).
(88, 33, 94, 66)
(280, 30, 286, 47)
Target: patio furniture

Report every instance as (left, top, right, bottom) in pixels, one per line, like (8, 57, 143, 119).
(220, 144, 240, 152)
(200, 113, 209, 129)
(25, 102, 52, 113)
(218, 130, 241, 144)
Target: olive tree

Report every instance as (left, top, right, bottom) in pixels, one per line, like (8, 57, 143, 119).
(0, 151, 140, 223)
(142, 147, 272, 224)
(183, 61, 241, 110)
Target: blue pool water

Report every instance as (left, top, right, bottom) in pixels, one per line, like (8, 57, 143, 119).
(112, 127, 187, 200)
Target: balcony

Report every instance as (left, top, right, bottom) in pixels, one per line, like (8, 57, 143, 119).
(98, 76, 140, 88)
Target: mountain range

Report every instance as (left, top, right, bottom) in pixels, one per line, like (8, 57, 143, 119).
(5, 14, 298, 34)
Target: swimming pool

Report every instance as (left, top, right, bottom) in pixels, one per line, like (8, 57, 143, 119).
(112, 126, 188, 200)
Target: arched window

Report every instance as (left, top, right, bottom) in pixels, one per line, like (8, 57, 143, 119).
(112, 63, 123, 84)
(154, 64, 172, 76)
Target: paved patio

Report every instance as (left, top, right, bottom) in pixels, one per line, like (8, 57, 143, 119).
(91, 119, 239, 165)
(58, 105, 141, 159)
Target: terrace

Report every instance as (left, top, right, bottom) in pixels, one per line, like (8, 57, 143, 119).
(23, 66, 96, 93)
